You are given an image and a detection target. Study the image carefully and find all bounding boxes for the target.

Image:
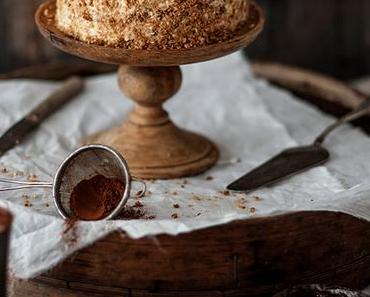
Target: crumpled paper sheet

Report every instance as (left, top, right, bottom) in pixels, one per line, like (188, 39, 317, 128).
(1, 52, 370, 279)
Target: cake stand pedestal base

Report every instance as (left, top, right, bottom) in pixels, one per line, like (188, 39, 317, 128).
(85, 65, 218, 179)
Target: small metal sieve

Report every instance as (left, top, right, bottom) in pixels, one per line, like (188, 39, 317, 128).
(0, 145, 146, 220)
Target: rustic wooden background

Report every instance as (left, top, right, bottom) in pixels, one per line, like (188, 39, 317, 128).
(1, 0, 370, 79)
(247, 0, 370, 79)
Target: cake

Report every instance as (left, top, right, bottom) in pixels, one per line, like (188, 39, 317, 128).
(55, 0, 250, 50)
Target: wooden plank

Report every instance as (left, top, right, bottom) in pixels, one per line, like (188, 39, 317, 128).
(0, 209, 11, 297)
(0, 61, 116, 81)
(246, 0, 370, 79)
(14, 212, 369, 295)
(0, 0, 68, 73)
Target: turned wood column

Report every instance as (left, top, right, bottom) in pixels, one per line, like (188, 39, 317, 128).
(118, 66, 181, 126)
(86, 65, 218, 179)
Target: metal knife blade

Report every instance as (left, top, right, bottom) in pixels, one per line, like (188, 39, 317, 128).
(0, 77, 84, 157)
(227, 145, 330, 192)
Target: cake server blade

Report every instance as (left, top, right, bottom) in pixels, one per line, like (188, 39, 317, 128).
(227, 145, 329, 192)
(227, 97, 370, 193)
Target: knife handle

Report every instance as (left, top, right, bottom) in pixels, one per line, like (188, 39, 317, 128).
(0, 77, 84, 155)
(26, 76, 84, 123)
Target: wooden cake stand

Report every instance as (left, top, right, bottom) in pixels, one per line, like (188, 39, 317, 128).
(35, 0, 264, 179)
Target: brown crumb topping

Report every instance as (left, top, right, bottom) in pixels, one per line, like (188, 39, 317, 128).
(55, 0, 250, 50)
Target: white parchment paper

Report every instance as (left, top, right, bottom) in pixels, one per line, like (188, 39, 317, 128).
(1, 52, 370, 279)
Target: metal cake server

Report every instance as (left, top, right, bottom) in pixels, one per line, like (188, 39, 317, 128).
(227, 98, 370, 192)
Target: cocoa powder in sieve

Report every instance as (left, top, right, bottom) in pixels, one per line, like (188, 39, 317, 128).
(70, 175, 125, 221)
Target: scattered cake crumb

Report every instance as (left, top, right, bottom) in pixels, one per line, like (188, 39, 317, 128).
(27, 173, 38, 182)
(238, 204, 247, 210)
(171, 213, 178, 219)
(15, 170, 24, 177)
(206, 176, 214, 181)
(133, 201, 144, 208)
(173, 204, 180, 209)
(22, 194, 33, 207)
(250, 207, 256, 214)
(117, 207, 146, 220)
(192, 195, 202, 201)
(253, 196, 263, 201)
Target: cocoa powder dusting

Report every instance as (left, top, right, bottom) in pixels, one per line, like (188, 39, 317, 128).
(70, 175, 125, 221)
(63, 218, 79, 247)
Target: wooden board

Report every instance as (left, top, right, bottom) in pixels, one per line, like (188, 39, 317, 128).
(10, 212, 370, 297)
(0, 209, 11, 297)
(9, 65, 370, 296)
(246, 0, 370, 80)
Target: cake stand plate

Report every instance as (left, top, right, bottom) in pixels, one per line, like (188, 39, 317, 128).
(35, 0, 264, 179)
(36, 0, 264, 67)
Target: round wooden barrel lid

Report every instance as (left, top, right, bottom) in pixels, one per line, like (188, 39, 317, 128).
(10, 59, 370, 297)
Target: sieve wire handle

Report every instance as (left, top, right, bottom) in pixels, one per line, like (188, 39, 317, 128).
(0, 177, 53, 192)
(131, 178, 147, 198)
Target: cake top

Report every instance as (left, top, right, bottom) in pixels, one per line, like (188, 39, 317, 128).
(56, 0, 251, 49)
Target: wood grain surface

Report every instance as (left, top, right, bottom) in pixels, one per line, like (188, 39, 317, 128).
(0, 0, 64, 72)
(246, 0, 370, 79)
(0, 61, 116, 81)
(10, 211, 370, 297)
(0, 209, 12, 297)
